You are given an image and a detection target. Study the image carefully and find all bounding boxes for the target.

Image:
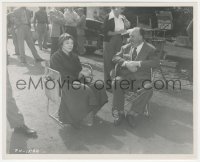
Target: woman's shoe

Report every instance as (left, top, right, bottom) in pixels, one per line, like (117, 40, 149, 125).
(126, 112, 139, 128)
(126, 115, 136, 128)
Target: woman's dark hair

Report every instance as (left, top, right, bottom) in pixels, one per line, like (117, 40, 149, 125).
(58, 33, 74, 49)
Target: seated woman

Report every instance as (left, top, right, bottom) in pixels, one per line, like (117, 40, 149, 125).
(50, 33, 108, 128)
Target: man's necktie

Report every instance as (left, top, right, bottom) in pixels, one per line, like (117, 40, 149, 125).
(131, 47, 137, 61)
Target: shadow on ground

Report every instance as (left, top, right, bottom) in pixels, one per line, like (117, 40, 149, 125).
(59, 117, 126, 153)
(8, 55, 45, 76)
(58, 98, 193, 153)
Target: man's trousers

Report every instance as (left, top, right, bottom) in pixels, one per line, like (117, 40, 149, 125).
(112, 76, 153, 115)
(36, 23, 48, 49)
(16, 25, 41, 61)
(7, 73, 24, 129)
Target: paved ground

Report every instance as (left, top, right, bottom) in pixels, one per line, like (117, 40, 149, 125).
(6, 39, 193, 154)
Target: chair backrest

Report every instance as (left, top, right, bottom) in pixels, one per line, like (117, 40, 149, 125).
(44, 67, 61, 104)
(81, 63, 94, 82)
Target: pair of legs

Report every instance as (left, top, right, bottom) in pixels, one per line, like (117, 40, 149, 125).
(16, 25, 42, 63)
(11, 29, 19, 55)
(36, 23, 48, 50)
(112, 76, 153, 126)
(77, 34, 86, 55)
(58, 81, 108, 128)
(51, 37, 59, 55)
(103, 35, 122, 86)
(7, 72, 37, 139)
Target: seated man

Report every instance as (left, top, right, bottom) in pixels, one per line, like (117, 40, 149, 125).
(111, 27, 159, 128)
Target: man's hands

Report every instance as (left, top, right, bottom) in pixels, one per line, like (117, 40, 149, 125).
(124, 61, 141, 73)
(117, 29, 127, 35)
(108, 29, 127, 36)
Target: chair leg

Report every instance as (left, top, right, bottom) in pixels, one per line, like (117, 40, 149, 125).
(46, 98, 64, 127)
(144, 103, 151, 118)
(49, 114, 64, 127)
(46, 98, 50, 114)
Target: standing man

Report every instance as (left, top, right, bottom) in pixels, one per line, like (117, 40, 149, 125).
(7, 12, 19, 56)
(64, 7, 79, 53)
(111, 27, 159, 127)
(76, 8, 86, 55)
(186, 19, 193, 48)
(103, 7, 130, 89)
(7, 71, 37, 138)
(13, 7, 44, 63)
(49, 7, 65, 55)
(33, 7, 49, 50)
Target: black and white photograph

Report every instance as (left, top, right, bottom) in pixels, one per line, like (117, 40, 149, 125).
(1, 1, 198, 160)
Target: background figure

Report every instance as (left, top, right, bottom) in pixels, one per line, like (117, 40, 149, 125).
(76, 8, 86, 55)
(7, 71, 37, 138)
(186, 19, 193, 48)
(33, 7, 49, 50)
(49, 7, 65, 55)
(13, 7, 44, 63)
(7, 12, 19, 55)
(64, 7, 79, 53)
(103, 7, 130, 88)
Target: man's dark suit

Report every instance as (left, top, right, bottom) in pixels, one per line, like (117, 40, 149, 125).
(112, 41, 159, 115)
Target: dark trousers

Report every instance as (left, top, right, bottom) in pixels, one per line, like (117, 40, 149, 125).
(7, 72, 25, 128)
(11, 29, 19, 55)
(112, 76, 153, 115)
(103, 35, 122, 85)
(16, 25, 41, 61)
(51, 37, 59, 55)
(36, 23, 48, 49)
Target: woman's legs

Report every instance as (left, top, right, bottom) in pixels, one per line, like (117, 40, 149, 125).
(58, 81, 108, 127)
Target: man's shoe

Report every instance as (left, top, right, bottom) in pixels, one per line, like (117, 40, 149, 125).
(14, 125, 37, 138)
(113, 110, 125, 126)
(35, 58, 45, 62)
(126, 115, 137, 128)
(114, 115, 124, 126)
